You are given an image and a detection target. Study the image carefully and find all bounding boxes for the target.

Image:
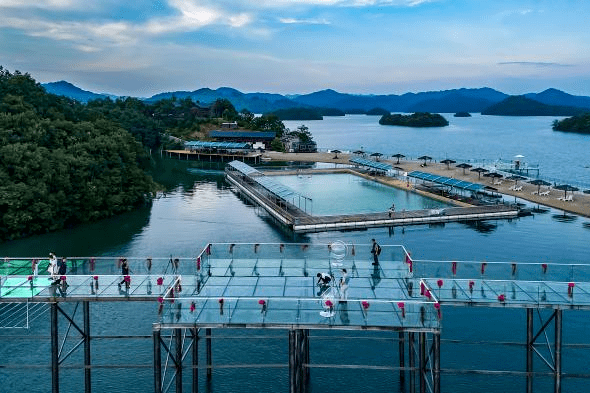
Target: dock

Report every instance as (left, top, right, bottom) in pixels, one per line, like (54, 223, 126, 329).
(225, 161, 520, 233)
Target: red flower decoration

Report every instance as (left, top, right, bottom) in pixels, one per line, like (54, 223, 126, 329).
(219, 298, 224, 304)
(157, 277, 163, 285)
(451, 261, 457, 275)
(325, 300, 333, 307)
(157, 297, 164, 304)
(541, 263, 548, 273)
(498, 294, 506, 302)
(437, 279, 443, 288)
(397, 302, 405, 309)
(190, 302, 196, 312)
(361, 301, 370, 309)
(93, 275, 99, 280)
(27, 276, 33, 281)
(258, 299, 266, 305)
(425, 290, 432, 299)
(468, 281, 475, 289)
(568, 282, 575, 288)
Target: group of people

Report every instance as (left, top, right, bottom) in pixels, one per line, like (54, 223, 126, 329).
(47, 252, 68, 287)
(316, 238, 382, 302)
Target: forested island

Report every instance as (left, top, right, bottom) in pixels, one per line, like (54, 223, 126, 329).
(454, 112, 471, 117)
(481, 96, 586, 116)
(379, 112, 449, 127)
(552, 113, 590, 134)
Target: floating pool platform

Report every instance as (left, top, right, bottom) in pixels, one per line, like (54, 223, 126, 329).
(225, 161, 519, 233)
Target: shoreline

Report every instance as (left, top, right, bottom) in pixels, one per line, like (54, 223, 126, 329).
(262, 151, 590, 218)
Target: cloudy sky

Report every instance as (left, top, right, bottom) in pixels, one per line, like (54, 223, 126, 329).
(1, 0, 589, 97)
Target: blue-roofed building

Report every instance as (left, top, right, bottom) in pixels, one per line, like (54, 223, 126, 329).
(209, 130, 276, 149)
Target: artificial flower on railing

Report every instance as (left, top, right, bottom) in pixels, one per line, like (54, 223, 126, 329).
(434, 303, 442, 319)
(397, 302, 405, 318)
(541, 263, 548, 274)
(259, 299, 267, 313)
(219, 298, 224, 315)
(568, 282, 575, 297)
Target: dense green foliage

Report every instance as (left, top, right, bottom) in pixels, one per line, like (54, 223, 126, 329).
(552, 113, 590, 133)
(366, 107, 390, 116)
(379, 112, 449, 127)
(266, 107, 323, 121)
(454, 112, 472, 117)
(0, 67, 156, 241)
(481, 96, 586, 116)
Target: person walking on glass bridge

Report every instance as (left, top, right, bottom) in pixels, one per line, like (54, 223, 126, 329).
(371, 239, 381, 266)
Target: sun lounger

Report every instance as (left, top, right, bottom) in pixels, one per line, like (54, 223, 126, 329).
(531, 190, 538, 195)
(513, 186, 522, 191)
(557, 195, 573, 202)
(539, 190, 550, 196)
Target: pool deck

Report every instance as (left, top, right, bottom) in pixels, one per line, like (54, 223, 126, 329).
(263, 151, 590, 218)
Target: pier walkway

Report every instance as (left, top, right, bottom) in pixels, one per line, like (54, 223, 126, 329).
(1, 243, 590, 393)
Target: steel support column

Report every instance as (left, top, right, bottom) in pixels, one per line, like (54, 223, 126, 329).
(433, 333, 440, 393)
(288, 329, 305, 393)
(154, 326, 162, 393)
(526, 308, 534, 393)
(554, 309, 562, 393)
(83, 301, 91, 393)
(51, 302, 59, 393)
(399, 331, 406, 387)
(176, 328, 183, 393)
(419, 332, 426, 393)
(302, 329, 310, 392)
(409, 332, 415, 393)
(192, 328, 199, 393)
(206, 328, 212, 380)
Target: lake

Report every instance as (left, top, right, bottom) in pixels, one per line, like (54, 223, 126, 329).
(1, 115, 589, 393)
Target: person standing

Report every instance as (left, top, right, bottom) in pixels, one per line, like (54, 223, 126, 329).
(339, 268, 350, 302)
(371, 239, 381, 265)
(118, 258, 130, 289)
(47, 253, 58, 281)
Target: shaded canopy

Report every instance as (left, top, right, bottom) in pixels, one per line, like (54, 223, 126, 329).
(455, 162, 473, 175)
(417, 155, 432, 166)
(331, 149, 342, 159)
(554, 184, 579, 197)
(392, 153, 405, 164)
(528, 179, 552, 193)
(353, 150, 365, 155)
(440, 159, 456, 169)
(470, 167, 489, 179)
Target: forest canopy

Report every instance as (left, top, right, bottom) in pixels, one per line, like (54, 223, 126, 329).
(0, 67, 157, 241)
(379, 112, 449, 127)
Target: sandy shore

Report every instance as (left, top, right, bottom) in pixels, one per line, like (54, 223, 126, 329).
(263, 151, 590, 218)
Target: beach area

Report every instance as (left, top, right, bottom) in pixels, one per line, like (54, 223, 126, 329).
(263, 151, 590, 218)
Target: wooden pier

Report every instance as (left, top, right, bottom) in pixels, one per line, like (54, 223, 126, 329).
(164, 149, 263, 164)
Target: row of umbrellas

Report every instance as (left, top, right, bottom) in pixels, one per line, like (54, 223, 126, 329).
(350, 150, 589, 196)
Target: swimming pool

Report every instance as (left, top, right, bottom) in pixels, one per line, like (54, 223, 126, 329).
(272, 173, 450, 215)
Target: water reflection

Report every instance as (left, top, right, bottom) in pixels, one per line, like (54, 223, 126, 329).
(461, 220, 498, 234)
(552, 213, 578, 223)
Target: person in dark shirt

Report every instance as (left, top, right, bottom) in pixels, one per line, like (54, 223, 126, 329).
(118, 258, 130, 289)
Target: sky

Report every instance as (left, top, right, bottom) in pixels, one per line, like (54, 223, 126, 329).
(1, 0, 590, 97)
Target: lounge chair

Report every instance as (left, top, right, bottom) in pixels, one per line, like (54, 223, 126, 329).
(513, 186, 522, 192)
(539, 190, 550, 196)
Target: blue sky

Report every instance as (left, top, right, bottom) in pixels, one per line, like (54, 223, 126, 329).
(1, 0, 589, 97)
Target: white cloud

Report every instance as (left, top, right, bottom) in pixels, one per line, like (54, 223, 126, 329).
(279, 17, 330, 25)
(0, 0, 77, 8)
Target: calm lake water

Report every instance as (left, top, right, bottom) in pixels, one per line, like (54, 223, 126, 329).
(1, 115, 590, 393)
(284, 114, 590, 186)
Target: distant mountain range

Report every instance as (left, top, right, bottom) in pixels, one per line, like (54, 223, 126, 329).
(41, 81, 590, 115)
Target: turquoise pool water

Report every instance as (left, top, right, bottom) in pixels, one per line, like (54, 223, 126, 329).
(272, 173, 450, 215)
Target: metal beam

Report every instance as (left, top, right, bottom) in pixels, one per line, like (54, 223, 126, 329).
(51, 302, 59, 393)
(554, 310, 562, 393)
(192, 328, 199, 393)
(409, 332, 415, 393)
(419, 332, 426, 393)
(526, 308, 533, 393)
(154, 326, 162, 393)
(206, 328, 212, 380)
(433, 333, 440, 393)
(83, 301, 91, 393)
(399, 331, 406, 387)
(176, 328, 183, 393)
